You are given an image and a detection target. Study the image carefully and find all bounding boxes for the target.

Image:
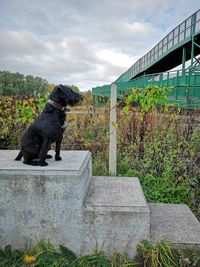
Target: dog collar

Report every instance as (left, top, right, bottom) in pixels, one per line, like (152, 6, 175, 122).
(48, 99, 66, 111)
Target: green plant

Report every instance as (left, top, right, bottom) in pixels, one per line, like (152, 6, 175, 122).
(123, 86, 171, 114)
(178, 246, 200, 266)
(15, 94, 48, 126)
(0, 245, 23, 267)
(0, 94, 49, 149)
(123, 86, 172, 160)
(71, 251, 110, 267)
(109, 252, 136, 266)
(137, 239, 179, 267)
(1, 239, 200, 266)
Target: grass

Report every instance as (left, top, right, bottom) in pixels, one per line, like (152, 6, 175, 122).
(0, 239, 200, 267)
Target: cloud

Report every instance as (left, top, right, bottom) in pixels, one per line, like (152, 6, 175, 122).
(0, 0, 199, 91)
(0, 29, 141, 90)
(0, 30, 46, 56)
(98, 49, 138, 68)
(0, 31, 131, 89)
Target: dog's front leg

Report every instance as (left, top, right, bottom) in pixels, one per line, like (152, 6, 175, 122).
(55, 137, 63, 161)
(38, 139, 51, 166)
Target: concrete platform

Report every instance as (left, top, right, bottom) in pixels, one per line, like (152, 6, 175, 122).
(0, 150, 92, 211)
(0, 150, 90, 174)
(0, 150, 92, 255)
(150, 203, 200, 248)
(82, 176, 150, 257)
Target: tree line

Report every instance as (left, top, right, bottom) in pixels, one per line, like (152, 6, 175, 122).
(0, 71, 50, 96)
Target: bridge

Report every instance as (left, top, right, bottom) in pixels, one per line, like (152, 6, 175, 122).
(92, 9, 200, 108)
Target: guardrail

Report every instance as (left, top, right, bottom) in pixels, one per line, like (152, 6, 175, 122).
(116, 9, 200, 82)
(92, 69, 200, 109)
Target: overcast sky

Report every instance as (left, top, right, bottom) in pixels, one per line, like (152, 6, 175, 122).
(0, 0, 199, 91)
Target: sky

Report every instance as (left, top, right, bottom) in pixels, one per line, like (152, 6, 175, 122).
(0, 0, 199, 91)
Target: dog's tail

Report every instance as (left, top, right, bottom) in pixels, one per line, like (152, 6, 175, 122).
(15, 151, 23, 161)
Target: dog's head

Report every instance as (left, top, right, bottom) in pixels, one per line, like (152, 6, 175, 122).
(50, 85, 82, 106)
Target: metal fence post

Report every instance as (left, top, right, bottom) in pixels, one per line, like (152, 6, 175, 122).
(109, 83, 117, 175)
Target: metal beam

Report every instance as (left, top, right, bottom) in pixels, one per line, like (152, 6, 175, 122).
(191, 36, 195, 68)
(182, 47, 186, 73)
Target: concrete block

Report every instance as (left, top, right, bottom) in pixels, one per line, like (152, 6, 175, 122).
(82, 176, 150, 257)
(3, 150, 200, 257)
(0, 150, 92, 254)
(150, 203, 200, 248)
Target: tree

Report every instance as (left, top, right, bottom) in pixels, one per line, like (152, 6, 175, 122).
(0, 71, 50, 96)
(13, 72, 25, 95)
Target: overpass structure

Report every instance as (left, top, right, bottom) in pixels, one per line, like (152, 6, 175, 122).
(92, 9, 200, 108)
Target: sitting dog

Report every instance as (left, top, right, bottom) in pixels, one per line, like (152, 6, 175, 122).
(15, 84, 82, 166)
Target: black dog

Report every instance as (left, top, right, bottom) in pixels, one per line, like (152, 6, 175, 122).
(15, 85, 82, 166)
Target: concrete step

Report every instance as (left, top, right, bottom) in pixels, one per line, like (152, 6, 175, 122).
(150, 203, 200, 248)
(82, 176, 150, 257)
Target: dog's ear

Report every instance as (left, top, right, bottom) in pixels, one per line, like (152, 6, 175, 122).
(57, 84, 65, 92)
(57, 84, 71, 96)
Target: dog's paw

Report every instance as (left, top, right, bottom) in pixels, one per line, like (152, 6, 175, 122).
(33, 160, 48, 166)
(46, 154, 53, 159)
(55, 155, 62, 161)
(40, 162, 48, 166)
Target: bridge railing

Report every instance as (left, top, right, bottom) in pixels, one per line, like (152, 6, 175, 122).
(92, 69, 200, 108)
(116, 9, 200, 82)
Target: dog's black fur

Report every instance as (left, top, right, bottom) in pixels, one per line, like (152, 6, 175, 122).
(15, 85, 82, 166)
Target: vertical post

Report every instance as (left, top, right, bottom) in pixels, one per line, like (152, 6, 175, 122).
(143, 73, 146, 87)
(182, 46, 186, 72)
(109, 83, 117, 175)
(160, 73, 163, 86)
(182, 46, 186, 85)
(191, 35, 194, 68)
(167, 71, 169, 87)
(177, 70, 179, 88)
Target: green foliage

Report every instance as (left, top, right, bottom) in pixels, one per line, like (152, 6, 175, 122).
(178, 246, 200, 266)
(123, 86, 172, 114)
(0, 95, 48, 148)
(140, 174, 189, 204)
(0, 245, 23, 267)
(137, 239, 179, 267)
(117, 109, 198, 210)
(64, 107, 110, 159)
(0, 97, 17, 141)
(109, 252, 136, 266)
(118, 85, 200, 215)
(16, 94, 48, 125)
(0, 240, 200, 266)
(0, 71, 49, 96)
(81, 91, 93, 107)
(71, 252, 111, 267)
(92, 153, 109, 176)
(59, 245, 77, 262)
(137, 239, 200, 267)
